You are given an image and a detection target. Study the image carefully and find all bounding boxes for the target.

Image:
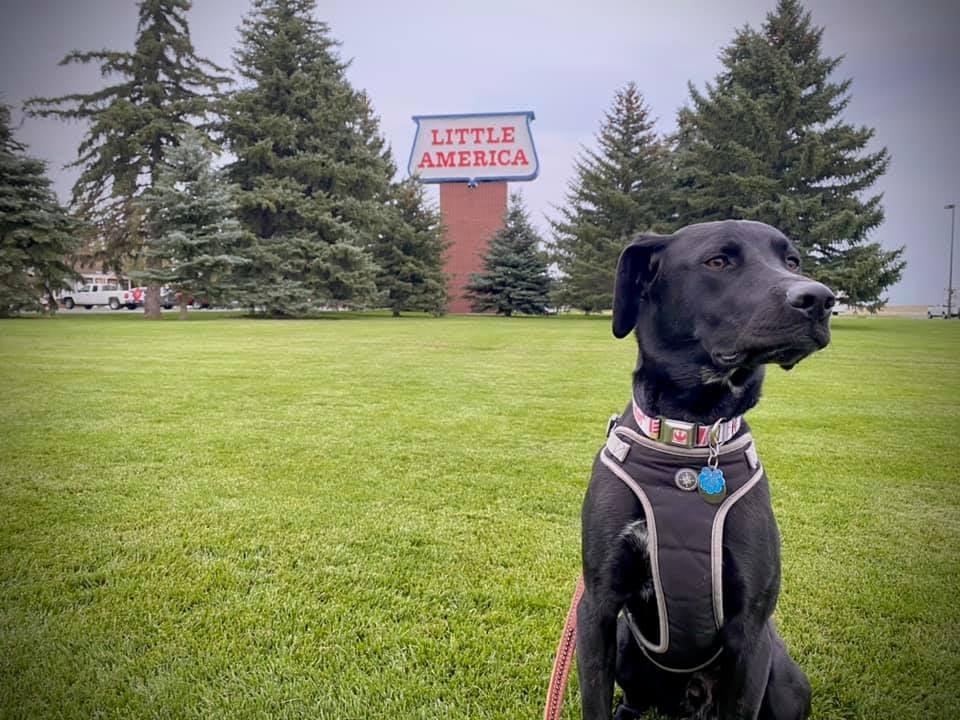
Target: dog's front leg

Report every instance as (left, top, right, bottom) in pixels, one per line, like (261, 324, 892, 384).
(718, 615, 773, 720)
(576, 587, 619, 720)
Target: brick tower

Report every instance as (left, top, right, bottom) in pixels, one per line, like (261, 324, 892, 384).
(439, 181, 507, 313)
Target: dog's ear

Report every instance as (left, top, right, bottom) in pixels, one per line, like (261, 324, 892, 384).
(612, 234, 667, 339)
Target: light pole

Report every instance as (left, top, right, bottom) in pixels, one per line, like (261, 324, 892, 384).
(948, 203, 957, 318)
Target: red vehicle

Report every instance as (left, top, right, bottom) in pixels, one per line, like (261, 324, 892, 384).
(119, 284, 146, 309)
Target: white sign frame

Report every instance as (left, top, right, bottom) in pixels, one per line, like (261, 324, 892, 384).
(408, 111, 539, 185)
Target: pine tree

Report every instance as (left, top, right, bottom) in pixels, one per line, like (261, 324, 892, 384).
(26, 0, 229, 318)
(221, 0, 395, 316)
(0, 103, 80, 316)
(466, 192, 552, 316)
(370, 178, 449, 316)
(674, 0, 903, 309)
(550, 82, 671, 313)
(134, 129, 247, 318)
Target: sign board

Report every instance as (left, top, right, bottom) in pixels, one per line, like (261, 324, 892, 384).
(408, 111, 539, 185)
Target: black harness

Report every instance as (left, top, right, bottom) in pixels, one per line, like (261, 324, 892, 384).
(598, 412, 767, 673)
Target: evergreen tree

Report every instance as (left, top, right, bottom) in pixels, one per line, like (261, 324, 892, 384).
(673, 0, 903, 309)
(370, 178, 449, 316)
(26, 0, 229, 318)
(221, 0, 395, 316)
(0, 104, 80, 316)
(134, 129, 247, 318)
(550, 82, 671, 313)
(466, 192, 552, 316)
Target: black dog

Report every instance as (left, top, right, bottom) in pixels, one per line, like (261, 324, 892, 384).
(577, 220, 834, 720)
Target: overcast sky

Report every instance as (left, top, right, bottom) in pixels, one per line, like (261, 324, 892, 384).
(2, 0, 958, 305)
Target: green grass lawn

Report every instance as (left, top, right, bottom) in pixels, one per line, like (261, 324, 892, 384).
(1, 313, 958, 719)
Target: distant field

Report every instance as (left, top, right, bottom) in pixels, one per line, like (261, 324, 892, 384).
(874, 304, 930, 318)
(1, 313, 958, 719)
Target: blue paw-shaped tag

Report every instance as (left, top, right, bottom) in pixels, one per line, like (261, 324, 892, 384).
(698, 466, 727, 504)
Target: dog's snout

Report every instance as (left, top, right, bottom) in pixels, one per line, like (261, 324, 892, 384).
(786, 281, 835, 320)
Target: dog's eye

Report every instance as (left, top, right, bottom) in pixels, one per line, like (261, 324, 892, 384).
(785, 256, 800, 271)
(704, 256, 728, 271)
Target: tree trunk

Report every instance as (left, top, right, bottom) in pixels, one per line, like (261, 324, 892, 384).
(43, 283, 57, 315)
(143, 284, 162, 319)
(179, 300, 188, 320)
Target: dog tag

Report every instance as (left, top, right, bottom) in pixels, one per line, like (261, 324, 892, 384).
(698, 466, 726, 504)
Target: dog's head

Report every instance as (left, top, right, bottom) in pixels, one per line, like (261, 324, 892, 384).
(613, 220, 833, 394)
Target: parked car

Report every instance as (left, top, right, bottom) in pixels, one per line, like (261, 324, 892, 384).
(61, 283, 124, 310)
(160, 288, 177, 309)
(60, 281, 146, 310)
(927, 304, 958, 319)
(160, 289, 209, 309)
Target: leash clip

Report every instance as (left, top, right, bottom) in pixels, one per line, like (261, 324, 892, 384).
(707, 418, 725, 469)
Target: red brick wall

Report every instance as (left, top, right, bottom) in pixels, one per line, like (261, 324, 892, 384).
(440, 181, 507, 313)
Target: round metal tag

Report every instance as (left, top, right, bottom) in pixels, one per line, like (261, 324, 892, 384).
(674, 468, 699, 492)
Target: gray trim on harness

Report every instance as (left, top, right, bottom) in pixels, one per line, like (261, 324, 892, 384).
(601, 433, 765, 671)
(628, 612, 724, 674)
(712, 465, 764, 627)
(600, 450, 670, 653)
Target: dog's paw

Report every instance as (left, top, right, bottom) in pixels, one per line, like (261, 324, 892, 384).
(683, 673, 719, 720)
(612, 699, 643, 720)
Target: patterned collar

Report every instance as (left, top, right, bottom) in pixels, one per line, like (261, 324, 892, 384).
(631, 400, 742, 448)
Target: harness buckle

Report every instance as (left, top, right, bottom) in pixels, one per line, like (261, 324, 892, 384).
(658, 418, 696, 447)
(606, 414, 621, 438)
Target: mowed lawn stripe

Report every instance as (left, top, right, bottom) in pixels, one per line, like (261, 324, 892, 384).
(0, 314, 957, 719)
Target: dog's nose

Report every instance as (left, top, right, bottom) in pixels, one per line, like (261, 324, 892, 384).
(786, 281, 835, 320)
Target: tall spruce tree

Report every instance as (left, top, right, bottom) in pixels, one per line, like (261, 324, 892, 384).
(25, 0, 229, 318)
(221, 0, 394, 316)
(134, 129, 247, 318)
(0, 104, 80, 316)
(550, 82, 671, 313)
(466, 192, 551, 316)
(673, 0, 903, 309)
(370, 178, 449, 316)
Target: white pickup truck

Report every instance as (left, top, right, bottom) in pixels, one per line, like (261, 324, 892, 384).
(927, 305, 958, 319)
(61, 282, 146, 310)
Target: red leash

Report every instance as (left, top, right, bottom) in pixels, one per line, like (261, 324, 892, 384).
(543, 575, 585, 720)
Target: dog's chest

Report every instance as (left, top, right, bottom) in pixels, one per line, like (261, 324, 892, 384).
(599, 424, 767, 673)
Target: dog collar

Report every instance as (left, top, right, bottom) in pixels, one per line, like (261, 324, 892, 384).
(632, 400, 742, 448)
